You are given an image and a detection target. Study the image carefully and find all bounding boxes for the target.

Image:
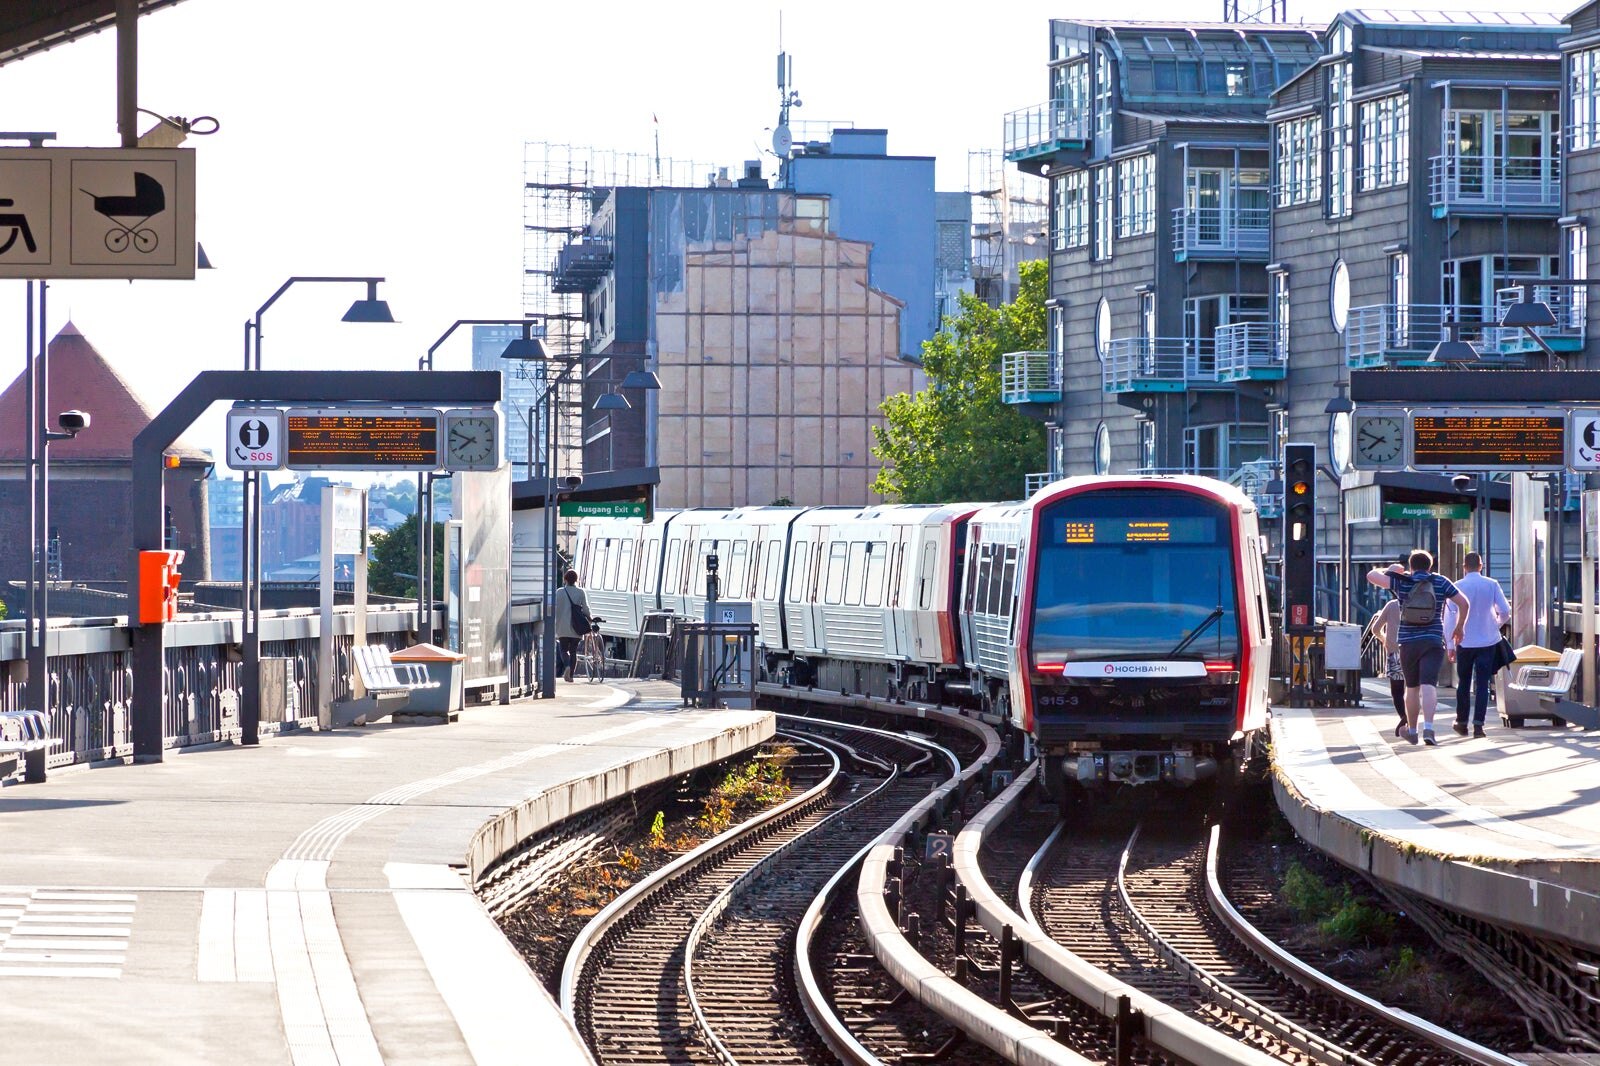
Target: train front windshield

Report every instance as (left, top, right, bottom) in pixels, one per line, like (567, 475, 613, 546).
(1031, 491, 1239, 664)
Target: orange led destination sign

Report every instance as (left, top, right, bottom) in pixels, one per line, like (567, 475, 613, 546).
(1408, 408, 1565, 471)
(285, 407, 441, 472)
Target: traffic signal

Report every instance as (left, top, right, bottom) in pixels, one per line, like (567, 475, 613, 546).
(1282, 443, 1316, 633)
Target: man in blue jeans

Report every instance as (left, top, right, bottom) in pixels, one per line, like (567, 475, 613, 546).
(1445, 551, 1510, 738)
(1368, 550, 1470, 745)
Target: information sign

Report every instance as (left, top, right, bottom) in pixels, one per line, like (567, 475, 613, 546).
(1409, 408, 1566, 471)
(559, 501, 647, 518)
(285, 407, 441, 471)
(1382, 502, 1471, 521)
(225, 408, 285, 471)
(1571, 411, 1600, 471)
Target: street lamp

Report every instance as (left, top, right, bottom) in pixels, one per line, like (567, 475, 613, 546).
(1501, 282, 1566, 370)
(1427, 319, 1479, 365)
(503, 337, 582, 697)
(241, 276, 393, 744)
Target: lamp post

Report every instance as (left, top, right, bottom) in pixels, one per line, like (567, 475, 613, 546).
(241, 277, 393, 741)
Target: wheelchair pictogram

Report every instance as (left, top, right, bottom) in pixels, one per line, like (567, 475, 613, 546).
(78, 171, 165, 254)
(0, 198, 38, 256)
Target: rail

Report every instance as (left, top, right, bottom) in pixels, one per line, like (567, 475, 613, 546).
(1429, 153, 1560, 212)
(1102, 336, 1212, 392)
(1488, 284, 1586, 353)
(1171, 205, 1269, 259)
(1344, 303, 1526, 367)
(1003, 100, 1090, 159)
(1000, 349, 1062, 404)
(1025, 472, 1057, 497)
(1213, 322, 1280, 380)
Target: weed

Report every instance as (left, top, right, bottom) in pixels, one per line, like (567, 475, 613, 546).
(648, 811, 666, 849)
(1282, 862, 1340, 921)
(615, 848, 641, 873)
(1319, 898, 1395, 945)
(1385, 945, 1419, 980)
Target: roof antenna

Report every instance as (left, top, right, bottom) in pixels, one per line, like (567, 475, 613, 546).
(773, 12, 801, 186)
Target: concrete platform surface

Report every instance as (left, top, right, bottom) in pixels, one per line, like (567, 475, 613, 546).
(1272, 680, 1600, 952)
(0, 679, 773, 1065)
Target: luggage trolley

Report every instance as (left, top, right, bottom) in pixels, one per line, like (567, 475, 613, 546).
(78, 171, 165, 253)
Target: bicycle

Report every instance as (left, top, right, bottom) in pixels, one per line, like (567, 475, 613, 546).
(578, 616, 608, 683)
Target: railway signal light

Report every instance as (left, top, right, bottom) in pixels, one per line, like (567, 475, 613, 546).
(1283, 443, 1317, 634)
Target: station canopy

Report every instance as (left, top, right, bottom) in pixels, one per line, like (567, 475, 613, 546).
(0, 1, 188, 68)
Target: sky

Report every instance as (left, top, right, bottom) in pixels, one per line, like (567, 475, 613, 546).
(0, 0, 1572, 467)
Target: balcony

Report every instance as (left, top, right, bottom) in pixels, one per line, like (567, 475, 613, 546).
(1228, 459, 1282, 519)
(1428, 154, 1560, 216)
(551, 238, 613, 294)
(1344, 304, 1527, 368)
(1025, 472, 1056, 496)
(1000, 350, 1062, 405)
(1213, 322, 1283, 382)
(1102, 337, 1214, 393)
(1485, 285, 1585, 357)
(1171, 205, 1270, 261)
(1003, 101, 1090, 163)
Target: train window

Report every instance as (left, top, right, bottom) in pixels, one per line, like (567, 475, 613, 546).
(918, 542, 937, 610)
(824, 542, 848, 604)
(787, 542, 810, 602)
(619, 540, 635, 591)
(844, 542, 867, 606)
(763, 539, 783, 599)
(728, 541, 749, 595)
(642, 538, 659, 590)
(986, 546, 1007, 616)
(965, 543, 982, 612)
(999, 547, 1018, 617)
(664, 537, 682, 593)
(864, 541, 887, 607)
(887, 541, 903, 608)
(974, 546, 993, 616)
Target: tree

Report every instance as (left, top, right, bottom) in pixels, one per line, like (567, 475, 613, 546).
(368, 512, 443, 598)
(872, 259, 1048, 503)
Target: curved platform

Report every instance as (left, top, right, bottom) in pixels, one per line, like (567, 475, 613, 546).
(0, 679, 773, 1065)
(1270, 685, 1600, 953)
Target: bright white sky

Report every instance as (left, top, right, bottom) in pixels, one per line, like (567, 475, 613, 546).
(0, 0, 1568, 464)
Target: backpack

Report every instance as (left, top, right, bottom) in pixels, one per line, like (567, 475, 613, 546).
(1399, 575, 1438, 626)
(563, 587, 591, 633)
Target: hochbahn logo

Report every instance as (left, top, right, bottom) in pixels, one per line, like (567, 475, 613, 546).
(1063, 661, 1207, 679)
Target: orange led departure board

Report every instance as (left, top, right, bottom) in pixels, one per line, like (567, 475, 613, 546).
(1409, 408, 1565, 471)
(285, 408, 441, 471)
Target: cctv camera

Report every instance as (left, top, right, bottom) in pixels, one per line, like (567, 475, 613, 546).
(1452, 474, 1474, 492)
(562, 475, 583, 491)
(57, 410, 90, 434)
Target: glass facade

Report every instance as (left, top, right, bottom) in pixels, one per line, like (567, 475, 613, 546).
(1053, 170, 1089, 249)
(1274, 116, 1322, 206)
(1358, 94, 1410, 190)
(1326, 61, 1354, 217)
(1092, 165, 1113, 260)
(1116, 154, 1155, 238)
(1572, 46, 1600, 151)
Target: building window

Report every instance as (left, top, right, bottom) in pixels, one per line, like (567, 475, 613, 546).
(1141, 290, 1156, 341)
(1328, 22, 1352, 55)
(1442, 254, 1558, 338)
(1054, 59, 1090, 122)
(1053, 170, 1088, 249)
(1271, 270, 1290, 362)
(1095, 297, 1112, 360)
(1566, 224, 1588, 330)
(1326, 61, 1353, 217)
(1116, 153, 1154, 238)
(1272, 408, 1289, 457)
(1139, 419, 1156, 472)
(1274, 115, 1322, 206)
(1358, 94, 1410, 190)
(1572, 47, 1600, 152)
(1389, 253, 1410, 345)
(1093, 46, 1114, 155)
(1092, 165, 1113, 260)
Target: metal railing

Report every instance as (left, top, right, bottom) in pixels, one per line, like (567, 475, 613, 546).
(1025, 472, 1056, 496)
(1171, 205, 1270, 258)
(1428, 153, 1560, 211)
(1213, 322, 1281, 380)
(1003, 100, 1091, 159)
(1344, 304, 1525, 367)
(1228, 458, 1283, 518)
(1000, 350, 1062, 404)
(1485, 285, 1586, 354)
(1102, 337, 1213, 391)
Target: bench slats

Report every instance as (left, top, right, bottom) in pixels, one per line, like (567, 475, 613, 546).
(352, 645, 440, 695)
(0, 709, 57, 753)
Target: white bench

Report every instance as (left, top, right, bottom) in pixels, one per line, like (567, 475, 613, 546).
(1506, 648, 1582, 728)
(354, 644, 439, 697)
(0, 709, 56, 754)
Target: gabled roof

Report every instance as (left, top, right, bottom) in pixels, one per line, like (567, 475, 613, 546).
(0, 322, 210, 462)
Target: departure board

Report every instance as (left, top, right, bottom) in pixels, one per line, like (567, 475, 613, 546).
(285, 408, 441, 471)
(1409, 408, 1566, 471)
(1057, 517, 1217, 545)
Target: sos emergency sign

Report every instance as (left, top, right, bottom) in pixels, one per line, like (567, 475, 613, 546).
(226, 408, 286, 470)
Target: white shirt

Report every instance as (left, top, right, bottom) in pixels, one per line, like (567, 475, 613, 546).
(1443, 571, 1510, 649)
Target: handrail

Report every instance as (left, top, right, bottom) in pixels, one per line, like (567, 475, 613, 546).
(1171, 204, 1269, 257)
(1004, 100, 1090, 156)
(1000, 350, 1062, 404)
(1214, 321, 1279, 379)
(1428, 153, 1560, 210)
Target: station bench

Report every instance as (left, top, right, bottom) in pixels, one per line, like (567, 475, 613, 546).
(333, 645, 445, 727)
(0, 709, 59, 778)
(1506, 648, 1582, 729)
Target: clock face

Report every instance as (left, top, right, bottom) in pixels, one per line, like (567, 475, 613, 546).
(1329, 411, 1353, 476)
(445, 413, 497, 470)
(1353, 415, 1403, 466)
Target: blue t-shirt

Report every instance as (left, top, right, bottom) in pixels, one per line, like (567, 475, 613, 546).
(1388, 571, 1459, 645)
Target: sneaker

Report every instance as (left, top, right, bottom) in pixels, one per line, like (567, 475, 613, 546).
(1395, 721, 1407, 738)
(1423, 728, 1437, 746)
(1452, 721, 1468, 736)
(1407, 728, 1419, 745)
(1473, 726, 1487, 739)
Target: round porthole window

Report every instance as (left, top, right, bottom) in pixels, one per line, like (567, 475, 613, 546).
(1329, 259, 1350, 334)
(1093, 422, 1111, 475)
(1095, 298, 1112, 360)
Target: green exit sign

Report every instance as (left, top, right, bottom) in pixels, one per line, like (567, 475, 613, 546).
(1382, 502, 1471, 521)
(560, 501, 647, 519)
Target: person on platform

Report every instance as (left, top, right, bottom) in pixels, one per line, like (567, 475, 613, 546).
(1442, 552, 1511, 739)
(1367, 550, 1469, 746)
(554, 569, 590, 684)
(1364, 597, 1407, 737)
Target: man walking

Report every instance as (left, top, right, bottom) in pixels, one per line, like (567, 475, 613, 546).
(1367, 550, 1470, 745)
(1446, 551, 1510, 738)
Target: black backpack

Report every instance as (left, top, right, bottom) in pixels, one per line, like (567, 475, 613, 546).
(1399, 575, 1437, 626)
(562, 587, 590, 632)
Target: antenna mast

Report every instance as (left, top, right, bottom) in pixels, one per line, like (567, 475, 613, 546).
(1223, 0, 1287, 22)
(773, 14, 800, 186)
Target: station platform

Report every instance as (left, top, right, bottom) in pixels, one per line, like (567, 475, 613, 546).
(1271, 679, 1600, 953)
(0, 679, 773, 1066)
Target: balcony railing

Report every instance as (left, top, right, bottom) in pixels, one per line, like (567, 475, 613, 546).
(1345, 304, 1526, 368)
(1428, 154, 1560, 214)
(1025, 472, 1056, 496)
(1171, 205, 1270, 260)
(1228, 458, 1282, 518)
(1004, 100, 1090, 162)
(1103, 337, 1210, 392)
(1485, 285, 1586, 356)
(1213, 322, 1283, 382)
(1000, 350, 1062, 405)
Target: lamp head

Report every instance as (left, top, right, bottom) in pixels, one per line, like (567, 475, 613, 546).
(1322, 383, 1354, 416)
(621, 369, 662, 390)
(342, 280, 395, 323)
(501, 336, 550, 361)
(594, 391, 631, 411)
(1427, 320, 1479, 364)
(1500, 287, 1557, 329)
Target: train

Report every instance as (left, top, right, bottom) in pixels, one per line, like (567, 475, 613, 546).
(572, 475, 1272, 805)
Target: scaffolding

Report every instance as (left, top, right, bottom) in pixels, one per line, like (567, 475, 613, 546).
(968, 149, 1047, 307)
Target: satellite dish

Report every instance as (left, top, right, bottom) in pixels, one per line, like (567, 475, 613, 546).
(772, 124, 793, 156)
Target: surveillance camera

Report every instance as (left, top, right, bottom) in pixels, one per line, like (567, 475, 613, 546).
(57, 410, 90, 434)
(1452, 474, 1474, 492)
(562, 475, 583, 491)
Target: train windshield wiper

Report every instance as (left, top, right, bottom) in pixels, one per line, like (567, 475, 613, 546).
(1167, 606, 1224, 658)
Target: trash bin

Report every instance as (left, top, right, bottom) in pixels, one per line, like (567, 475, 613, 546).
(1496, 644, 1562, 727)
(391, 643, 465, 715)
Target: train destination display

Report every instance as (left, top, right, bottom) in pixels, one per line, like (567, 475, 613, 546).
(1058, 517, 1216, 544)
(1408, 408, 1565, 471)
(285, 408, 441, 471)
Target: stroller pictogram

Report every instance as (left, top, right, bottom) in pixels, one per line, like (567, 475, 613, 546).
(79, 171, 165, 253)
(0, 198, 38, 256)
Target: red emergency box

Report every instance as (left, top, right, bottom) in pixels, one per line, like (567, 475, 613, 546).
(138, 549, 184, 624)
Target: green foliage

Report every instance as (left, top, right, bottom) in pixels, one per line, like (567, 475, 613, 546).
(648, 811, 666, 849)
(367, 512, 444, 599)
(872, 259, 1049, 503)
(1384, 945, 1419, 980)
(1282, 862, 1340, 921)
(1282, 861, 1395, 946)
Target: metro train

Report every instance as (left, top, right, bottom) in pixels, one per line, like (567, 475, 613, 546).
(572, 476, 1272, 803)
